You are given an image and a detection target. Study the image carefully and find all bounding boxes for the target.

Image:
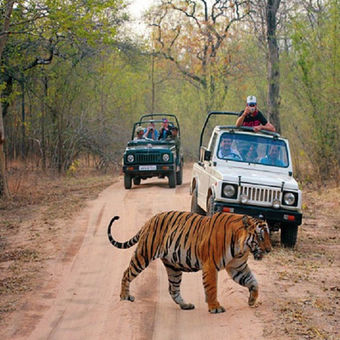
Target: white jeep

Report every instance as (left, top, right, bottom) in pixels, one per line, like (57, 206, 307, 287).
(190, 112, 303, 247)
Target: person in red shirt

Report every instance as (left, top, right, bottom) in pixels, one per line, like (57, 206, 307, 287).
(236, 96, 276, 132)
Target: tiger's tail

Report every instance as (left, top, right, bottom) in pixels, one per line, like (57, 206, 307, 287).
(107, 216, 140, 249)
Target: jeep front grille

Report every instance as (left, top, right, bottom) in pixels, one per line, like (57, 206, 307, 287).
(135, 153, 162, 163)
(240, 185, 281, 204)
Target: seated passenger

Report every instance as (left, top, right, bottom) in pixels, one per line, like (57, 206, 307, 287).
(144, 122, 159, 140)
(166, 126, 180, 155)
(218, 135, 242, 160)
(134, 126, 145, 140)
(158, 118, 172, 139)
(260, 145, 284, 166)
(243, 144, 258, 163)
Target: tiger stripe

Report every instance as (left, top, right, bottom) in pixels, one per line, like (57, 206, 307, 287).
(107, 211, 271, 313)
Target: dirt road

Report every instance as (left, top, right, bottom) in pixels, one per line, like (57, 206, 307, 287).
(5, 169, 269, 340)
(3, 168, 339, 340)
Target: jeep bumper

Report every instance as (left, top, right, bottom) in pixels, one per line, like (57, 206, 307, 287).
(214, 202, 302, 225)
(123, 164, 175, 177)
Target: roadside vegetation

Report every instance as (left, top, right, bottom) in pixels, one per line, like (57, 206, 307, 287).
(0, 0, 338, 193)
(0, 0, 339, 338)
(0, 162, 114, 321)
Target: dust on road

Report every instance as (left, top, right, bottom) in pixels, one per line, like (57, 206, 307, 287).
(2, 168, 339, 340)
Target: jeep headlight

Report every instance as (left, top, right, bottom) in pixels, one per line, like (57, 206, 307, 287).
(283, 192, 295, 206)
(127, 154, 134, 163)
(162, 154, 170, 162)
(222, 184, 237, 198)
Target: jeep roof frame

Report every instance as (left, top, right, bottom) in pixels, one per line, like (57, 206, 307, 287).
(199, 111, 280, 158)
(139, 113, 180, 134)
(131, 117, 181, 141)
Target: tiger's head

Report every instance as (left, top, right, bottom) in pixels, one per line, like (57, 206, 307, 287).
(242, 215, 272, 260)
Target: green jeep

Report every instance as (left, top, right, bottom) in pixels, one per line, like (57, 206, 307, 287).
(122, 114, 183, 189)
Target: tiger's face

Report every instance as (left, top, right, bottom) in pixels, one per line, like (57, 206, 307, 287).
(243, 216, 272, 260)
(253, 219, 271, 260)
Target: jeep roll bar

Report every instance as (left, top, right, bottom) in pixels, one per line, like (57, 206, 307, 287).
(131, 117, 181, 141)
(199, 111, 239, 157)
(139, 113, 180, 135)
(198, 111, 280, 158)
(219, 125, 280, 138)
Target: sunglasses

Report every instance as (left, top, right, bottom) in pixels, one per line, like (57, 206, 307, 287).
(248, 103, 256, 107)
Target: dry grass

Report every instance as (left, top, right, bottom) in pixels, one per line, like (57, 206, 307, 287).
(0, 167, 115, 323)
(0, 166, 339, 339)
(259, 186, 340, 339)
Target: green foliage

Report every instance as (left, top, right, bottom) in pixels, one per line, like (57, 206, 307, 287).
(281, 0, 340, 182)
(1, 0, 339, 183)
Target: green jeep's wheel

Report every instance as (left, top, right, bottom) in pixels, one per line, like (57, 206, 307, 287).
(124, 174, 132, 189)
(168, 171, 176, 188)
(191, 187, 205, 215)
(176, 166, 183, 185)
(280, 223, 298, 248)
(133, 177, 141, 185)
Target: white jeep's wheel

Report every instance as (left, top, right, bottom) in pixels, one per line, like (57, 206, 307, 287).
(191, 187, 205, 215)
(206, 194, 215, 217)
(280, 223, 298, 248)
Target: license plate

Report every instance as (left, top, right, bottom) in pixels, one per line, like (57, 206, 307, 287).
(139, 165, 157, 171)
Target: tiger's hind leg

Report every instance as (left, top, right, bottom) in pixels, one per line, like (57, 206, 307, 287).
(162, 262, 195, 310)
(120, 252, 150, 302)
(227, 261, 258, 306)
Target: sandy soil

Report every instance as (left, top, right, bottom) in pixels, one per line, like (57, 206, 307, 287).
(0, 168, 339, 340)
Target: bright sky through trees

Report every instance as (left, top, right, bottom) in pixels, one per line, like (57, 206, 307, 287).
(126, 0, 156, 33)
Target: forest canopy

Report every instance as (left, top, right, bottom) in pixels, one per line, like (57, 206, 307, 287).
(0, 0, 339, 197)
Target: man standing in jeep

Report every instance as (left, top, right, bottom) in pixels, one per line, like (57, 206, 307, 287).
(236, 95, 276, 133)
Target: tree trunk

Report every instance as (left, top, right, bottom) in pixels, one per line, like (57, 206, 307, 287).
(41, 76, 48, 171)
(21, 80, 26, 159)
(0, 0, 15, 198)
(57, 112, 63, 174)
(266, 0, 281, 133)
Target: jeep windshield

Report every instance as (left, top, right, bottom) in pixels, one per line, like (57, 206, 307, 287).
(131, 119, 179, 142)
(217, 132, 289, 168)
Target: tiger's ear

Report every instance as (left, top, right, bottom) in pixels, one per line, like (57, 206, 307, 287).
(242, 215, 250, 229)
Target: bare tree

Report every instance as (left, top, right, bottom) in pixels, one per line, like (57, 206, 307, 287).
(148, 0, 250, 111)
(266, 0, 281, 132)
(248, 0, 285, 133)
(0, 0, 15, 198)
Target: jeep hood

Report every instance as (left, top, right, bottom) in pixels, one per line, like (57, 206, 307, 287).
(217, 166, 299, 190)
(126, 143, 174, 151)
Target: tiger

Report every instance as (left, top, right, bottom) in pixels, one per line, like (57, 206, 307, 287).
(107, 211, 271, 313)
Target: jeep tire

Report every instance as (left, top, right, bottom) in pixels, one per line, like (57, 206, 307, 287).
(124, 174, 132, 189)
(168, 171, 176, 188)
(280, 223, 298, 248)
(176, 166, 183, 185)
(206, 194, 215, 217)
(191, 187, 205, 215)
(133, 177, 141, 185)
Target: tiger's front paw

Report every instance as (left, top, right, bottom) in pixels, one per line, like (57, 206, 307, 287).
(248, 288, 258, 307)
(248, 295, 257, 307)
(180, 303, 195, 310)
(120, 294, 135, 302)
(209, 305, 225, 314)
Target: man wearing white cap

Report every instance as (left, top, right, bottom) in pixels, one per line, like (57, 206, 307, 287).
(236, 96, 276, 132)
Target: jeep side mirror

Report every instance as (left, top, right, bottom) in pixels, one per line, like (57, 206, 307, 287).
(200, 146, 211, 161)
